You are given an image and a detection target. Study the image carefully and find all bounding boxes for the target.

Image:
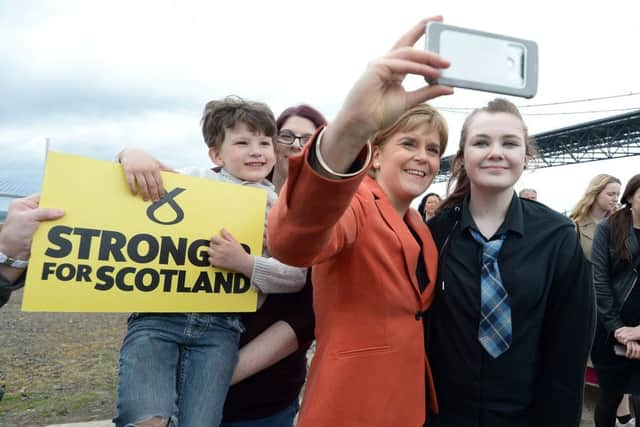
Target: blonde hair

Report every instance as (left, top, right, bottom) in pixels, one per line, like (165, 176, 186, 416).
(368, 104, 448, 177)
(569, 174, 621, 223)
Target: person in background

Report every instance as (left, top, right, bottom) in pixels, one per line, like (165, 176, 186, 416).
(518, 188, 537, 201)
(570, 174, 622, 261)
(0, 194, 64, 308)
(418, 192, 442, 222)
(427, 98, 595, 426)
(269, 104, 327, 192)
(591, 174, 640, 427)
(571, 174, 630, 425)
(220, 104, 326, 427)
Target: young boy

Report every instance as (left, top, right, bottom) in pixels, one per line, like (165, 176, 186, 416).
(113, 96, 307, 427)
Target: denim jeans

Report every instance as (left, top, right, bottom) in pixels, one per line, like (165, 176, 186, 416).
(113, 313, 243, 427)
(220, 398, 300, 427)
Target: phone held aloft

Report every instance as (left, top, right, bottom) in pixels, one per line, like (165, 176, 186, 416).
(425, 22, 538, 99)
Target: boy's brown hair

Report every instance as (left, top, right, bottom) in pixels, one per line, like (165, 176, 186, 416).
(201, 96, 276, 150)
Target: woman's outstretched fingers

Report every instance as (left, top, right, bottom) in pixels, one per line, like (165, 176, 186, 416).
(385, 46, 450, 69)
(406, 84, 454, 106)
(375, 57, 446, 84)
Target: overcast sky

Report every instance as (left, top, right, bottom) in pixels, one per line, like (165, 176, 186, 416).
(1, 0, 639, 213)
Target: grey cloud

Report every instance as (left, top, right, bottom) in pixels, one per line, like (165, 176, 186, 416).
(0, 65, 202, 125)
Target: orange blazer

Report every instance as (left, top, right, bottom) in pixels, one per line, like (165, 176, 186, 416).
(268, 144, 439, 426)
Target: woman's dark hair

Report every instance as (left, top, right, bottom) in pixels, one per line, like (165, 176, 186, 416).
(267, 104, 327, 183)
(610, 174, 640, 262)
(276, 104, 327, 131)
(439, 98, 538, 212)
(418, 193, 442, 219)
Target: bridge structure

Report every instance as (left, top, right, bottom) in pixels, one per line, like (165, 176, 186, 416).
(0, 181, 33, 198)
(0, 182, 34, 223)
(434, 109, 640, 183)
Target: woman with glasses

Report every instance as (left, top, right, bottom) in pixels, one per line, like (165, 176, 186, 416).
(220, 105, 326, 427)
(270, 105, 326, 192)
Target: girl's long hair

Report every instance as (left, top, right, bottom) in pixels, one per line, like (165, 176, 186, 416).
(610, 174, 640, 262)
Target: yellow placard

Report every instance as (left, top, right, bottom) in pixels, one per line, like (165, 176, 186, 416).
(23, 151, 265, 312)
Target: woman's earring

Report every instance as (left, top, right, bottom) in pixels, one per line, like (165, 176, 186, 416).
(373, 162, 380, 169)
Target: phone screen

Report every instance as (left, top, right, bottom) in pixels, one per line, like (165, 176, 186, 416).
(440, 30, 526, 89)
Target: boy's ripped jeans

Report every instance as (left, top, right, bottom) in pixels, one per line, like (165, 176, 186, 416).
(113, 313, 243, 427)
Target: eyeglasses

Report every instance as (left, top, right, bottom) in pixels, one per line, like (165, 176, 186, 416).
(277, 130, 313, 146)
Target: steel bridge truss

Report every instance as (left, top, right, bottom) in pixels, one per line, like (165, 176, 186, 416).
(530, 110, 640, 168)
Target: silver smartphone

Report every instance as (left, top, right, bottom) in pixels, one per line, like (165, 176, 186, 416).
(425, 22, 538, 98)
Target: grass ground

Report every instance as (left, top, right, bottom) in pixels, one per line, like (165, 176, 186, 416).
(0, 288, 601, 427)
(0, 288, 126, 427)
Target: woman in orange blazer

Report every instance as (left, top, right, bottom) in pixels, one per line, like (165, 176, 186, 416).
(268, 17, 454, 426)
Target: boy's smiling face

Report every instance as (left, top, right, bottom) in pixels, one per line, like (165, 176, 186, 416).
(209, 121, 276, 182)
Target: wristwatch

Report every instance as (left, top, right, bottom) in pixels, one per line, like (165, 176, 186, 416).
(0, 251, 28, 269)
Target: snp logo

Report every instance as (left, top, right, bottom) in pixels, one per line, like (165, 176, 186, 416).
(146, 188, 186, 225)
(145, 186, 252, 256)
